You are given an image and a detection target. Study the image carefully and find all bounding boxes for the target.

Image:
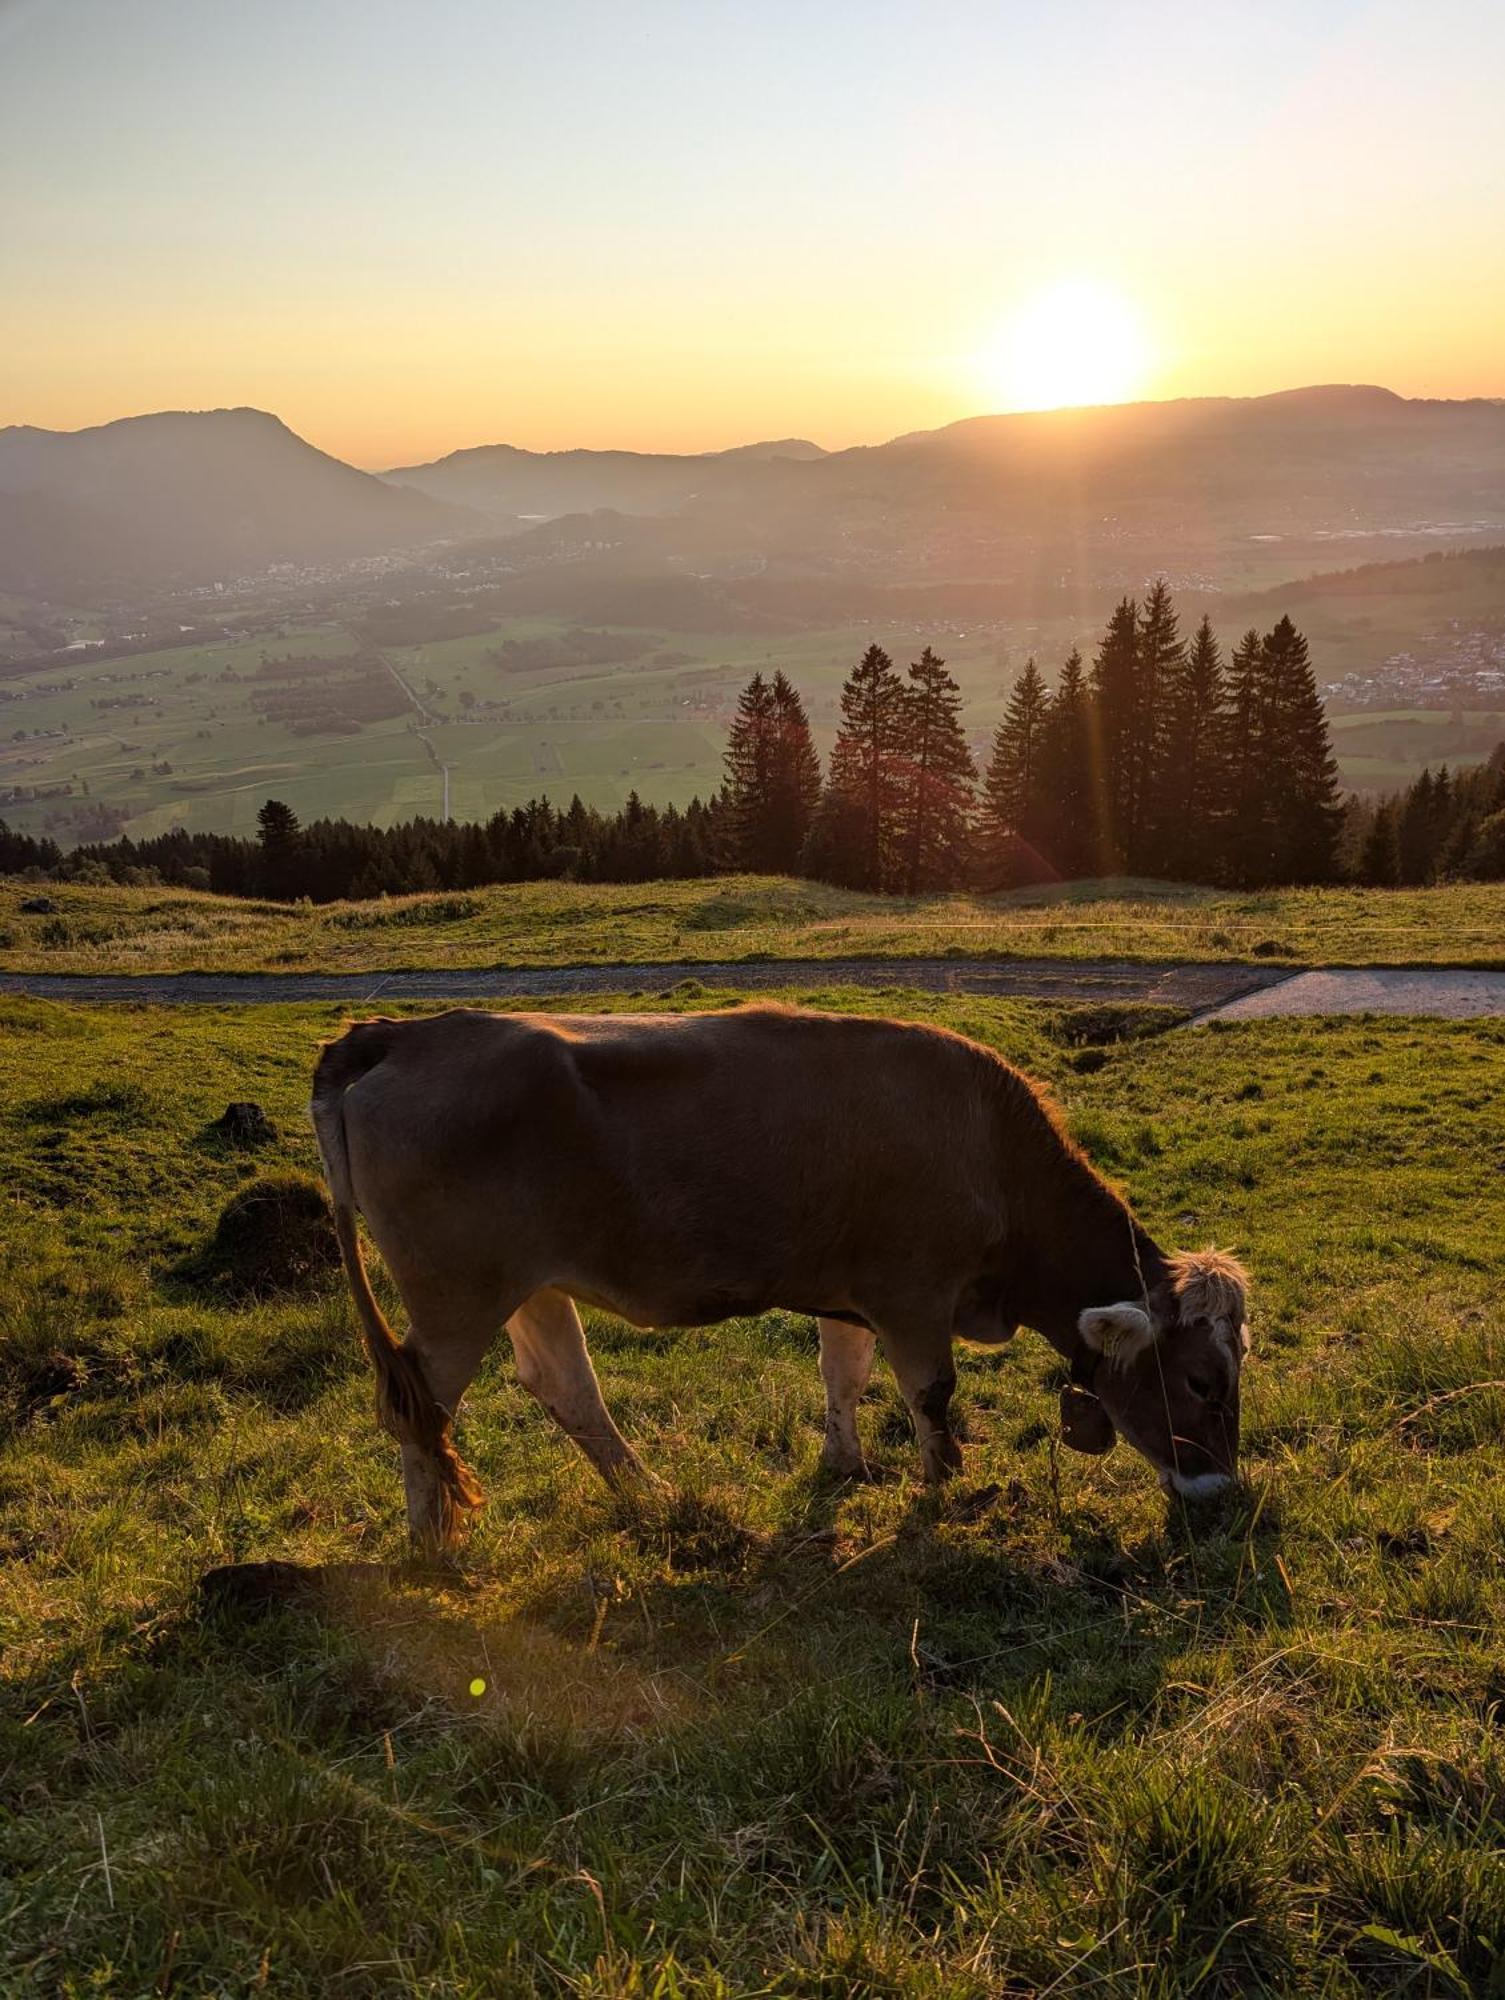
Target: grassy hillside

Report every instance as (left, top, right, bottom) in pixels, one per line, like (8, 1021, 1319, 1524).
(3, 874, 1504, 975)
(4, 988, 1505, 1993)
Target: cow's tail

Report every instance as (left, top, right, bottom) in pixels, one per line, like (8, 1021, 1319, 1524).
(311, 1024, 483, 1539)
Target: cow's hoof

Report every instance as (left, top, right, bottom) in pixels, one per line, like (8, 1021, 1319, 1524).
(921, 1441, 964, 1484)
(606, 1457, 669, 1498)
(819, 1451, 878, 1484)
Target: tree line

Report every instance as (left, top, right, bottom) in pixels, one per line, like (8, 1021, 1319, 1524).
(718, 585, 1346, 889)
(1347, 749, 1505, 884)
(3, 584, 1503, 899)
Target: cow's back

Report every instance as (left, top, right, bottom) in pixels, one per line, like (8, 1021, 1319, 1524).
(326, 1006, 1032, 1327)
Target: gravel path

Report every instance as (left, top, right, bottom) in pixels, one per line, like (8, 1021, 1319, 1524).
(0, 956, 1286, 1010)
(3, 958, 1502, 1017)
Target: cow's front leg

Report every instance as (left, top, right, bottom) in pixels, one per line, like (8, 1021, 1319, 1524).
(508, 1288, 648, 1487)
(818, 1317, 875, 1477)
(875, 1321, 964, 1483)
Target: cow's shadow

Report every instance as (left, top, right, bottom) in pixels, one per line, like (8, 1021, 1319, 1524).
(189, 1460, 1287, 1733)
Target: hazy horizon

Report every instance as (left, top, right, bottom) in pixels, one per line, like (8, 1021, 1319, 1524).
(4, 0, 1505, 467)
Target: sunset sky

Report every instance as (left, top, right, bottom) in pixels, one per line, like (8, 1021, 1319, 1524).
(2, 0, 1503, 468)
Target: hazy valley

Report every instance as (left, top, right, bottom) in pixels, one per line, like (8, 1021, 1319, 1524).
(1, 388, 1503, 847)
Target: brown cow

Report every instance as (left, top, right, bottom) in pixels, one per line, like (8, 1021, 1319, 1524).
(311, 1005, 1249, 1549)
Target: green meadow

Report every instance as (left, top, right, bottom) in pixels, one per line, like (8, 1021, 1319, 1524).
(3, 874, 1504, 976)
(3, 985, 1505, 1994)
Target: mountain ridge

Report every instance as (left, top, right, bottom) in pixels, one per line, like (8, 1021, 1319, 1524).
(4, 387, 1502, 603)
(0, 407, 478, 597)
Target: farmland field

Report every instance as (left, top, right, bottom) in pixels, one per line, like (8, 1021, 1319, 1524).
(7, 607, 1493, 848)
(4, 986, 1505, 1994)
(3, 874, 1504, 977)
(1326, 710, 1505, 792)
(0, 618, 1023, 846)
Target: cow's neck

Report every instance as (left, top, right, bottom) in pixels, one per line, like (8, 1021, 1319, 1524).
(1010, 1157, 1170, 1360)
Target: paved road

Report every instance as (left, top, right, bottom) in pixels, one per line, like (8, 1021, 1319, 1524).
(1203, 967, 1505, 1020)
(3, 957, 1503, 1017)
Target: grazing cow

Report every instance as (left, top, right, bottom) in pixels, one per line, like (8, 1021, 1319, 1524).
(311, 1006, 1249, 1549)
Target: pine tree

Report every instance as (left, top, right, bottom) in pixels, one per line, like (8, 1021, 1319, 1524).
(1260, 617, 1342, 882)
(1156, 615, 1229, 880)
(1397, 768, 1439, 884)
(256, 798, 302, 899)
(765, 671, 822, 871)
(1134, 579, 1185, 872)
(1088, 598, 1140, 872)
(978, 657, 1050, 884)
(721, 672, 778, 870)
(809, 645, 910, 890)
(1360, 802, 1401, 885)
(1223, 628, 1271, 885)
(897, 648, 976, 893)
(1034, 647, 1093, 878)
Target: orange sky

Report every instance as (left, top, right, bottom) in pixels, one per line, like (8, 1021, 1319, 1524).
(3, 0, 1503, 468)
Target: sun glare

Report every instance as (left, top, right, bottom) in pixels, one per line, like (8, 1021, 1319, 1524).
(979, 279, 1153, 413)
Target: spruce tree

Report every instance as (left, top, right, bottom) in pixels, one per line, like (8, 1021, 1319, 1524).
(978, 657, 1050, 884)
(721, 671, 778, 870)
(1260, 617, 1342, 882)
(810, 645, 910, 890)
(897, 647, 976, 893)
(1035, 646, 1093, 878)
(1397, 769, 1439, 884)
(1134, 579, 1185, 872)
(256, 798, 302, 899)
(1360, 802, 1401, 885)
(1156, 614, 1228, 880)
(1088, 598, 1140, 872)
(1223, 628, 1272, 885)
(765, 670, 822, 871)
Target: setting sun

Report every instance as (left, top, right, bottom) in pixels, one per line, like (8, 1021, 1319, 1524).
(978, 279, 1154, 413)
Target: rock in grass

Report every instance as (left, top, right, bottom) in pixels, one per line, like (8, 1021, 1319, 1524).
(19, 895, 58, 915)
(189, 1174, 339, 1300)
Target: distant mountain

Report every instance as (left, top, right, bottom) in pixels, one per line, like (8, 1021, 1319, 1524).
(0, 408, 476, 597)
(383, 437, 827, 524)
(678, 386, 1505, 572)
(7, 389, 1502, 608)
(392, 387, 1505, 597)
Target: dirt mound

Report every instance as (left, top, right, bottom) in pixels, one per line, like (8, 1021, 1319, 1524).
(187, 1174, 340, 1301)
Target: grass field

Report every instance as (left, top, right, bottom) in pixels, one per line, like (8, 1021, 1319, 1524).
(4, 986, 1505, 1994)
(3, 874, 1504, 976)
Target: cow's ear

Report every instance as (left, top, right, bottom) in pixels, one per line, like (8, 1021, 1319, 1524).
(1078, 1301, 1155, 1367)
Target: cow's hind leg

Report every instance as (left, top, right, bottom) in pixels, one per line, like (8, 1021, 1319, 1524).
(818, 1317, 875, 1478)
(391, 1295, 501, 1554)
(874, 1319, 964, 1483)
(508, 1288, 647, 1487)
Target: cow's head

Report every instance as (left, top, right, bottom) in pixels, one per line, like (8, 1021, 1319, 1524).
(1067, 1251, 1249, 1497)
